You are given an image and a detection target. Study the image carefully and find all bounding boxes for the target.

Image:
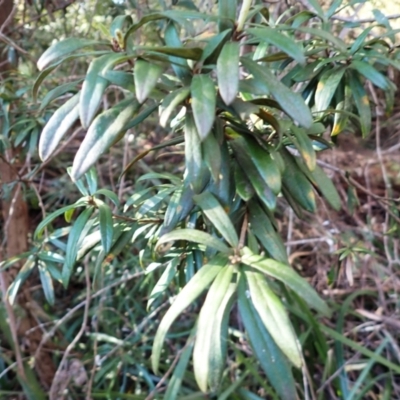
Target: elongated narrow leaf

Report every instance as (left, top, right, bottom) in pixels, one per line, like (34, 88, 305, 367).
(218, 0, 237, 31)
(231, 136, 276, 210)
(62, 207, 94, 287)
(134, 59, 163, 103)
(164, 333, 195, 399)
(238, 276, 297, 400)
(235, 164, 254, 201)
(37, 38, 106, 71)
(202, 132, 222, 182)
(241, 248, 331, 316)
(247, 28, 305, 65)
(242, 136, 281, 195)
(152, 254, 228, 373)
(39, 93, 80, 161)
(193, 264, 236, 392)
(201, 29, 232, 64)
(160, 87, 190, 127)
(194, 192, 238, 248)
(315, 66, 346, 113)
(291, 126, 316, 171)
(184, 113, 204, 194)
(38, 261, 55, 306)
(351, 60, 389, 90)
(71, 99, 140, 180)
(34, 198, 88, 238)
(347, 70, 371, 137)
(217, 41, 240, 105)
(280, 148, 316, 212)
(39, 80, 81, 111)
(7, 256, 36, 305)
(245, 269, 302, 368)
(80, 54, 125, 128)
(98, 201, 113, 253)
(157, 229, 231, 254)
(241, 58, 312, 128)
(164, 23, 190, 82)
(248, 200, 287, 263)
(100, 70, 135, 92)
(191, 74, 216, 140)
(141, 46, 203, 60)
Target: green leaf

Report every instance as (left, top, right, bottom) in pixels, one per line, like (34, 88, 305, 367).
(234, 164, 254, 201)
(280, 148, 316, 213)
(134, 59, 163, 103)
(100, 70, 135, 92)
(230, 136, 276, 211)
(306, 0, 325, 19)
(247, 28, 305, 65)
(141, 45, 203, 60)
(248, 200, 288, 263)
(294, 27, 347, 52)
(245, 269, 302, 368)
(193, 264, 236, 392)
(7, 256, 36, 305)
(191, 74, 216, 140)
(242, 136, 281, 195)
(80, 53, 125, 128)
(314, 66, 346, 113)
(217, 41, 240, 105)
(147, 258, 178, 311)
(94, 188, 120, 206)
(38, 261, 55, 306)
(164, 332, 195, 400)
(193, 192, 239, 248)
(241, 58, 312, 128)
(160, 87, 190, 127)
(291, 126, 316, 171)
(202, 132, 221, 182)
(156, 229, 232, 254)
(238, 275, 297, 400)
(98, 201, 114, 253)
(184, 113, 204, 194)
(37, 38, 106, 71)
(164, 23, 191, 82)
(241, 248, 331, 317)
(347, 70, 371, 137)
(201, 29, 232, 64)
(39, 80, 81, 111)
(351, 60, 389, 90)
(303, 165, 341, 211)
(152, 254, 228, 373)
(38, 93, 80, 161)
(71, 99, 140, 181)
(62, 207, 94, 287)
(110, 14, 133, 38)
(34, 198, 88, 238)
(218, 0, 237, 32)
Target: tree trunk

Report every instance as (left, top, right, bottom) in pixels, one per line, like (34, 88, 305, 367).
(0, 0, 56, 391)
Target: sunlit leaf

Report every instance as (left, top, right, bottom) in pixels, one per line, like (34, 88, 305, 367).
(241, 248, 331, 316)
(39, 93, 80, 161)
(315, 66, 346, 113)
(72, 99, 140, 180)
(38, 261, 55, 305)
(194, 192, 239, 248)
(152, 254, 228, 373)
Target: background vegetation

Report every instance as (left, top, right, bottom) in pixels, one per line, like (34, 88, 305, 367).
(0, 0, 399, 399)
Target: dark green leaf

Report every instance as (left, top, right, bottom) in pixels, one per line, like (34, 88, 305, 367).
(191, 74, 216, 140)
(351, 60, 389, 90)
(156, 229, 231, 254)
(217, 41, 240, 105)
(241, 58, 313, 128)
(291, 126, 316, 171)
(62, 207, 94, 287)
(39, 80, 81, 111)
(218, 0, 237, 31)
(247, 28, 305, 65)
(315, 66, 346, 113)
(97, 201, 114, 253)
